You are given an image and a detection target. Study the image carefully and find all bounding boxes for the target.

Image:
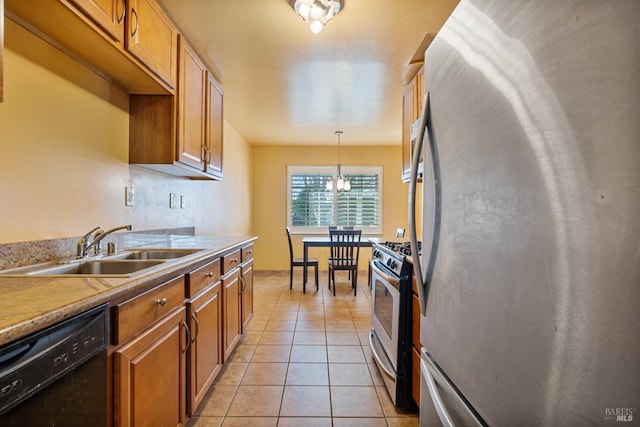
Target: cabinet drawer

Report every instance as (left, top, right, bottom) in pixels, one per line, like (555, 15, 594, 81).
(187, 258, 221, 298)
(114, 275, 185, 344)
(241, 244, 254, 262)
(222, 249, 241, 274)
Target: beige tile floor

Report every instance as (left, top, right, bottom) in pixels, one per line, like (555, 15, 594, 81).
(187, 271, 419, 427)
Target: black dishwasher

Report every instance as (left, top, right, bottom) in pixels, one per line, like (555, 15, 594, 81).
(0, 303, 108, 426)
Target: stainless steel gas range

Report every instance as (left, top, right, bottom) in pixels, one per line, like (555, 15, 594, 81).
(369, 241, 419, 410)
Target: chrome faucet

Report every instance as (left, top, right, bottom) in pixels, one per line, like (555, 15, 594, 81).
(77, 225, 133, 258)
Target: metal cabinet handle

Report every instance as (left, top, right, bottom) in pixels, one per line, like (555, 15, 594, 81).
(157, 298, 167, 306)
(232, 258, 239, 263)
(240, 275, 246, 292)
(191, 313, 199, 343)
(201, 144, 210, 163)
(206, 272, 214, 278)
(182, 321, 191, 353)
(117, 0, 126, 25)
(130, 8, 138, 38)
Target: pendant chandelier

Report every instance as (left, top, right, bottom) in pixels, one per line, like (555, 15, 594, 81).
(326, 130, 351, 192)
(289, 0, 344, 34)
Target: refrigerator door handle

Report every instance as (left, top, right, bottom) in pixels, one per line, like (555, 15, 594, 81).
(421, 353, 456, 427)
(409, 91, 435, 315)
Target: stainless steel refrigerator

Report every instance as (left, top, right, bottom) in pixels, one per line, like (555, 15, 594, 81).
(408, 1, 640, 425)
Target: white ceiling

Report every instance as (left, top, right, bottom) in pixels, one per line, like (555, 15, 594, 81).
(157, 0, 459, 146)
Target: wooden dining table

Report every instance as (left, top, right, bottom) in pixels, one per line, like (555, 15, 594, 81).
(301, 236, 379, 293)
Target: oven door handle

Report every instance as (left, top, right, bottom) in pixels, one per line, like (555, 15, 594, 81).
(368, 331, 396, 380)
(370, 260, 400, 287)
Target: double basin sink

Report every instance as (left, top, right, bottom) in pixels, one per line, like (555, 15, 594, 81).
(0, 249, 203, 277)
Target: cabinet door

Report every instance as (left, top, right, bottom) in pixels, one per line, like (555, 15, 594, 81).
(126, 0, 177, 88)
(401, 78, 417, 180)
(415, 65, 425, 165)
(222, 269, 241, 360)
(177, 36, 207, 172)
(205, 73, 224, 179)
(114, 307, 187, 427)
(187, 282, 222, 416)
(412, 346, 421, 406)
(68, 0, 125, 41)
(240, 260, 254, 332)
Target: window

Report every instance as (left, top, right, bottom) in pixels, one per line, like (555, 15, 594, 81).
(287, 165, 382, 234)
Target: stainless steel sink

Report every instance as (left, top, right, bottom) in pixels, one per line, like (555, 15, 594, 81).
(0, 248, 203, 277)
(34, 260, 164, 275)
(113, 249, 201, 260)
(0, 259, 164, 277)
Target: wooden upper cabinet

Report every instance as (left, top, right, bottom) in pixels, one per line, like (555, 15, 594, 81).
(177, 36, 207, 171)
(126, 0, 178, 88)
(402, 65, 425, 183)
(205, 74, 224, 179)
(5, 0, 172, 94)
(67, 0, 125, 42)
(179, 35, 224, 179)
(416, 65, 424, 114)
(129, 37, 224, 180)
(402, 78, 416, 181)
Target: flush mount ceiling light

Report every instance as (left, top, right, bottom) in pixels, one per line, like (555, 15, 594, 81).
(289, 0, 344, 34)
(326, 130, 351, 192)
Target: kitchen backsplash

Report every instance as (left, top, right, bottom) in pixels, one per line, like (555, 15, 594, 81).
(0, 227, 195, 271)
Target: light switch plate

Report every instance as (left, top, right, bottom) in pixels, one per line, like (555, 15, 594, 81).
(169, 193, 176, 209)
(125, 187, 135, 207)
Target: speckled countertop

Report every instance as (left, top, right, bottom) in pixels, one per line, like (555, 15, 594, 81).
(0, 235, 256, 346)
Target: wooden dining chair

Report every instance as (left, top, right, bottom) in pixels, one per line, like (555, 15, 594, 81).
(286, 227, 319, 291)
(329, 226, 355, 280)
(328, 229, 362, 296)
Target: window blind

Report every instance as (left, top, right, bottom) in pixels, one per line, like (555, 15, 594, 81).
(290, 173, 333, 226)
(336, 174, 379, 227)
(288, 165, 382, 234)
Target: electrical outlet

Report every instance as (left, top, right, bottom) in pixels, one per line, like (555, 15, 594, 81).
(180, 196, 186, 209)
(125, 187, 135, 207)
(169, 193, 176, 209)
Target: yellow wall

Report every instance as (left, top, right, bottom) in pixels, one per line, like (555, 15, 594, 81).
(0, 19, 419, 270)
(252, 145, 411, 271)
(0, 20, 252, 243)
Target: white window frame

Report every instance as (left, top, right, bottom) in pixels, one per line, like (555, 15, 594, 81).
(287, 165, 383, 235)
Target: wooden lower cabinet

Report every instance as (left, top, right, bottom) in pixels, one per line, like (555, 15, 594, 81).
(412, 346, 421, 407)
(114, 307, 187, 427)
(222, 268, 241, 360)
(411, 269, 421, 406)
(240, 259, 254, 332)
(187, 282, 222, 417)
